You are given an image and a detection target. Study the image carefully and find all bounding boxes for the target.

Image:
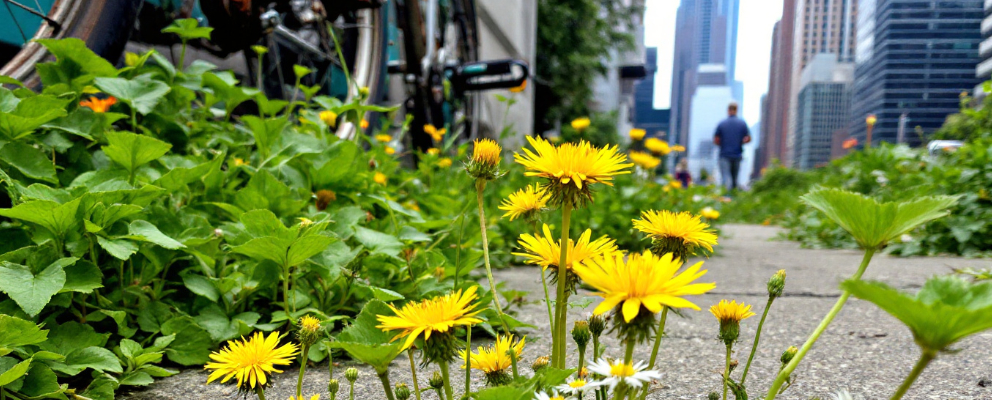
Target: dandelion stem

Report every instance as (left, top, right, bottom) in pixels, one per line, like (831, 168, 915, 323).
(741, 298, 773, 384)
(722, 343, 732, 400)
(553, 203, 573, 368)
(349, 379, 355, 400)
(540, 267, 555, 333)
(282, 263, 292, 320)
(890, 349, 936, 400)
(475, 179, 509, 334)
(377, 370, 397, 400)
(464, 326, 472, 394)
(637, 307, 669, 400)
(610, 340, 638, 400)
(255, 386, 267, 400)
(764, 248, 876, 400)
(509, 348, 520, 380)
(438, 360, 454, 400)
(405, 350, 422, 400)
(296, 344, 309, 399)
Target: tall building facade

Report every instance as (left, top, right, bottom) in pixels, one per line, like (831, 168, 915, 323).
(633, 47, 671, 138)
(851, 0, 983, 146)
(669, 0, 741, 149)
(687, 65, 735, 182)
(786, 0, 858, 162)
(757, 0, 796, 172)
(974, 0, 992, 92)
(795, 53, 854, 169)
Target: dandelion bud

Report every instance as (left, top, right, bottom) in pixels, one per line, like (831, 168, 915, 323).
(767, 269, 786, 299)
(465, 138, 502, 180)
(394, 383, 411, 400)
(429, 371, 444, 389)
(710, 300, 756, 346)
(708, 392, 721, 400)
(298, 218, 314, 229)
(531, 356, 550, 371)
(359, 86, 370, 98)
(315, 189, 336, 211)
(588, 314, 606, 339)
(578, 367, 588, 379)
(297, 315, 322, 346)
(781, 346, 798, 366)
(320, 110, 338, 127)
(571, 320, 591, 349)
(328, 379, 340, 398)
(345, 367, 359, 383)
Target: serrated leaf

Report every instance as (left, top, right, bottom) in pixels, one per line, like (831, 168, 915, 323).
(119, 371, 155, 386)
(18, 363, 62, 397)
(102, 130, 172, 173)
(35, 38, 117, 86)
(353, 227, 403, 257)
(0, 142, 57, 182)
(368, 286, 404, 302)
(39, 321, 107, 355)
(0, 198, 82, 238)
(57, 347, 123, 375)
(95, 75, 172, 115)
(160, 317, 213, 365)
(182, 273, 219, 302)
(97, 236, 139, 260)
(234, 169, 305, 217)
(60, 260, 103, 293)
(0, 261, 67, 317)
(0, 357, 31, 386)
(128, 220, 185, 249)
(0, 315, 48, 356)
(161, 18, 213, 41)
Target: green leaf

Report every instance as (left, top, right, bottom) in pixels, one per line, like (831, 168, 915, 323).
(128, 220, 186, 249)
(182, 272, 219, 302)
(472, 386, 535, 400)
(800, 188, 957, 249)
(0, 94, 70, 140)
(39, 321, 107, 355)
(368, 286, 404, 302)
(102, 130, 172, 173)
(0, 260, 67, 317)
(336, 299, 394, 345)
(34, 38, 117, 87)
(97, 236, 139, 260)
(354, 227, 403, 257)
(202, 72, 251, 116)
(287, 235, 336, 267)
(18, 363, 62, 397)
(242, 115, 289, 155)
(843, 276, 992, 352)
(160, 317, 213, 365)
(119, 371, 155, 386)
(57, 347, 123, 375)
(80, 375, 118, 400)
(0, 315, 48, 356)
(43, 107, 115, 140)
(0, 142, 56, 182)
(234, 169, 305, 217)
(0, 198, 82, 239)
(0, 357, 31, 386)
(95, 75, 172, 115)
(161, 18, 213, 41)
(60, 260, 103, 293)
(314, 141, 360, 186)
(293, 65, 314, 79)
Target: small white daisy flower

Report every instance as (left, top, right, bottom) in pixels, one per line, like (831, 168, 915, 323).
(586, 358, 660, 390)
(556, 377, 596, 395)
(533, 389, 568, 400)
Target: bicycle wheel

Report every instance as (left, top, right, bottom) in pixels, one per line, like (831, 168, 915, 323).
(334, 6, 388, 139)
(0, 0, 142, 86)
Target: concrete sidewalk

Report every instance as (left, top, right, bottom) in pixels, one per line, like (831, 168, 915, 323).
(123, 224, 992, 400)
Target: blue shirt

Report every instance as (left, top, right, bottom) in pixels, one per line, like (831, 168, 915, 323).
(714, 116, 750, 159)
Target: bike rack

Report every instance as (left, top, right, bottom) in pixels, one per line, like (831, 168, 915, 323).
(447, 59, 528, 92)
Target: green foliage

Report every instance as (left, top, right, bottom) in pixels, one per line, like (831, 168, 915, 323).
(844, 276, 992, 352)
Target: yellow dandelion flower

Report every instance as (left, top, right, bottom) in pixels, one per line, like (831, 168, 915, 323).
(204, 331, 299, 389)
(644, 138, 670, 155)
(360, 119, 369, 129)
(233, 158, 246, 167)
(628, 151, 661, 170)
(667, 180, 683, 190)
(299, 315, 320, 334)
(513, 224, 617, 272)
(571, 117, 591, 130)
(499, 185, 549, 221)
(385, 146, 396, 155)
(514, 136, 632, 190)
(374, 172, 388, 185)
(425, 124, 446, 142)
(628, 128, 646, 141)
(472, 138, 502, 166)
(710, 300, 756, 323)
(376, 287, 483, 351)
(671, 144, 686, 152)
(701, 207, 720, 220)
(319, 110, 338, 127)
(574, 251, 716, 322)
(375, 134, 392, 142)
(288, 395, 320, 400)
(633, 210, 718, 254)
(437, 158, 453, 168)
(427, 148, 441, 156)
(460, 334, 525, 373)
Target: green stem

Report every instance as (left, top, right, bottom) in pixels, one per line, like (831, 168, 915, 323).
(438, 360, 454, 400)
(475, 179, 509, 334)
(296, 344, 309, 399)
(256, 55, 264, 91)
(540, 267, 555, 333)
(327, 25, 353, 96)
(576, 345, 586, 377)
(377, 371, 397, 400)
(465, 326, 472, 394)
(453, 213, 466, 288)
(119, 260, 125, 304)
(407, 350, 422, 400)
(282, 263, 292, 320)
(178, 41, 187, 71)
(509, 348, 520, 380)
(890, 349, 937, 400)
(255, 386, 267, 400)
(764, 248, 876, 400)
(637, 307, 669, 400)
(553, 203, 573, 368)
(611, 340, 637, 400)
(740, 298, 774, 385)
(349, 381, 355, 400)
(723, 344, 732, 400)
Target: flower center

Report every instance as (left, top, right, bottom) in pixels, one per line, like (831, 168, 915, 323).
(569, 379, 587, 388)
(609, 363, 635, 377)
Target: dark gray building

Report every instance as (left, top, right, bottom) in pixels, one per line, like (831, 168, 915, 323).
(851, 0, 983, 146)
(634, 47, 671, 138)
(796, 54, 854, 169)
(977, 0, 992, 87)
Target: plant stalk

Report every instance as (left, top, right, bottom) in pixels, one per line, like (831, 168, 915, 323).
(296, 344, 310, 399)
(540, 266, 555, 334)
(637, 307, 669, 400)
(255, 386, 267, 400)
(408, 350, 422, 400)
(723, 344, 732, 400)
(890, 349, 937, 400)
(553, 202, 573, 368)
(610, 340, 637, 400)
(377, 371, 397, 400)
(475, 179, 509, 334)
(282, 263, 292, 320)
(465, 326, 472, 394)
(764, 248, 876, 399)
(740, 297, 774, 385)
(438, 360, 454, 400)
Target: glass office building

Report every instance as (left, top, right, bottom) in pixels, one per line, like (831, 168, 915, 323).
(850, 0, 983, 146)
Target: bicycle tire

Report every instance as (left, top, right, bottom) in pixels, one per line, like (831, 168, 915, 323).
(335, 6, 389, 140)
(0, 0, 142, 87)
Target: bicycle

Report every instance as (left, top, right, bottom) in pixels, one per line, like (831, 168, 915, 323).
(0, 0, 527, 142)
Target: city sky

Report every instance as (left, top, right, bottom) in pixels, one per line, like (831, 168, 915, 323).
(644, 0, 782, 126)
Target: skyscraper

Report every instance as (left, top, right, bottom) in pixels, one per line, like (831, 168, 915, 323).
(634, 47, 671, 138)
(851, 0, 983, 146)
(795, 53, 853, 169)
(757, 0, 796, 172)
(669, 0, 741, 148)
(977, 0, 992, 90)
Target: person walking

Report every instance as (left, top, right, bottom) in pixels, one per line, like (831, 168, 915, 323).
(713, 102, 751, 192)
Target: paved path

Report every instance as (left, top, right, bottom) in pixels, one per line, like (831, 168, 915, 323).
(123, 224, 992, 400)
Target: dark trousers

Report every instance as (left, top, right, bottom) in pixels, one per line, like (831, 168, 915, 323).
(719, 157, 742, 191)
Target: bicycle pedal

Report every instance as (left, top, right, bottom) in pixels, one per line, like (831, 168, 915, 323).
(449, 59, 529, 92)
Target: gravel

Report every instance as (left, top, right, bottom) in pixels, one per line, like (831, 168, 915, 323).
(122, 224, 992, 400)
